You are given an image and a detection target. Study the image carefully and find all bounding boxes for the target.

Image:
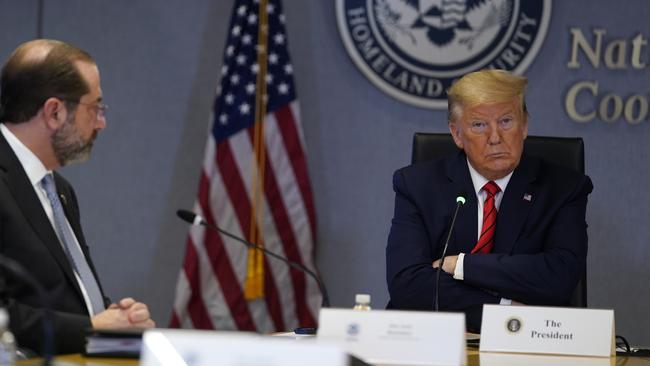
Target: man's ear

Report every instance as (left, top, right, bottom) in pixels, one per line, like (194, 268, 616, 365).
(522, 116, 529, 140)
(449, 122, 464, 149)
(42, 97, 67, 130)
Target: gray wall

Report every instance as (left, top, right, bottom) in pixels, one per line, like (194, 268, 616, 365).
(1, 0, 649, 345)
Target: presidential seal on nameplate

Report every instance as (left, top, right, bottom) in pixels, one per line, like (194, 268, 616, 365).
(335, 0, 552, 109)
(479, 304, 615, 357)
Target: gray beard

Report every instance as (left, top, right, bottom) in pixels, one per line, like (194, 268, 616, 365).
(51, 118, 95, 166)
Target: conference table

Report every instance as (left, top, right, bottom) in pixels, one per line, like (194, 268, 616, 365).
(16, 349, 650, 366)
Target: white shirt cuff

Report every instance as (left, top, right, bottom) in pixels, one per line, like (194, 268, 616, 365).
(451, 253, 508, 303)
(453, 253, 465, 280)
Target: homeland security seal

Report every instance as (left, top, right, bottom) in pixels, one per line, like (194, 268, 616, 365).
(336, 0, 551, 109)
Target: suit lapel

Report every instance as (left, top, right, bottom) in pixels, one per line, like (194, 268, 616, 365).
(494, 156, 539, 254)
(446, 152, 478, 253)
(0, 133, 84, 297)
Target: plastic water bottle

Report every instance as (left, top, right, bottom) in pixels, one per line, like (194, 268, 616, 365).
(352, 294, 371, 311)
(0, 309, 15, 366)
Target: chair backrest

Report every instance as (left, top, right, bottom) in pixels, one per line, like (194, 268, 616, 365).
(411, 133, 587, 308)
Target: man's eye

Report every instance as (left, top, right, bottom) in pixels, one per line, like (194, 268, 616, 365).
(471, 121, 485, 128)
(499, 117, 514, 129)
(471, 121, 487, 131)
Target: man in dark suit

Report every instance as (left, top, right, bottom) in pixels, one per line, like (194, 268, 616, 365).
(0, 39, 154, 354)
(386, 69, 593, 332)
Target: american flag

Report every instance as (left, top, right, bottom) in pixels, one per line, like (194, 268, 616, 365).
(170, 0, 321, 332)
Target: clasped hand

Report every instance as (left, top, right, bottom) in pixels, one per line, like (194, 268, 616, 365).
(91, 297, 155, 329)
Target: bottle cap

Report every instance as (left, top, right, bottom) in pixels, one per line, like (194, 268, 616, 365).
(355, 293, 371, 304)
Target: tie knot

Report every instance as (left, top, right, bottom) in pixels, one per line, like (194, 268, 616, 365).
(41, 174, 56, 194)
(483, 181, 500, 197)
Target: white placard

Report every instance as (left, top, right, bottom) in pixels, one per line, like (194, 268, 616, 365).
(317, 308, 466, 366)
(479, 352, 614, 366)
(480, 304, 615, 357)
(140, 329, 347, 366)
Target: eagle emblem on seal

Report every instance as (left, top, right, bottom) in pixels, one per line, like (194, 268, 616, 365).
(375, 0, 512, 48)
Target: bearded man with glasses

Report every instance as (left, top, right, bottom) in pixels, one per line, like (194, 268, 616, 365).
(0, 39, 154, 355)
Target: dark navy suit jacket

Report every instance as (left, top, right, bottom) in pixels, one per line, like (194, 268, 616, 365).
(0, 132, 109, 354)
(386, 151, 593, 332)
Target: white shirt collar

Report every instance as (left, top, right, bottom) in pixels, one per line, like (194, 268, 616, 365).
(0, 124, 51, 186)
(466, 157, 513, 196)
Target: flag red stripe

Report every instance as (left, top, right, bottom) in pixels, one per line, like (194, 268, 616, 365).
(182, 237, 215, 329)
(258, 137, 316, 327)
(216, 140, 251, 234)
(169, 311, 180, 328)
(273, 106, 317, 240)
(262, 255, 286, 331)
(198, 169, 256, 330)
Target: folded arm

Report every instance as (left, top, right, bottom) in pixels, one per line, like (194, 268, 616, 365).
(386, 169, 500, 313)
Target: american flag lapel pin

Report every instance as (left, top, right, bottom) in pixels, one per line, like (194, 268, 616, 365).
(523, 193, 532, 202)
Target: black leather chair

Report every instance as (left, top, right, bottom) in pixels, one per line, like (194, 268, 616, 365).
(411, 132, 587, 308)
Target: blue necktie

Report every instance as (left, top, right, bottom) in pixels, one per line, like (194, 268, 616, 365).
(41, 174, 105, 315)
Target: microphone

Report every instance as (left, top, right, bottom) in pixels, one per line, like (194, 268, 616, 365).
(434, 195, 466, 312)
(176, 209, 330, 308)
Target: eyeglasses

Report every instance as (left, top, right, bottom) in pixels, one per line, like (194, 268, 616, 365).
(65, 100, 108, 120)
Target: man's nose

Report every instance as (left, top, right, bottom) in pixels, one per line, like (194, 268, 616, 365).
(95, 115, 107, 130)
(487, 123, 501, 144)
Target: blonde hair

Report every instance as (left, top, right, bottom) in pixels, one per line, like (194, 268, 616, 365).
(447, 69, 528, 123)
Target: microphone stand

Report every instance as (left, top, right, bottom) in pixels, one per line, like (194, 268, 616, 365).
(177, 210, 330, 308)
(434, 196, 465, 311)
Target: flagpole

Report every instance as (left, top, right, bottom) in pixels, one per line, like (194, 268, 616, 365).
(246, 0, 270, 300)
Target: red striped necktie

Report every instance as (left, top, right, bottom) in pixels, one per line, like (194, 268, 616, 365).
(471, 181, 501, 254)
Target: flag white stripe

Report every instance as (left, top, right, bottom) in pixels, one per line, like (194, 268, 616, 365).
(202, 131, 217, 178)
(289, 102, 307, 155)
(172, 270, 191, 325)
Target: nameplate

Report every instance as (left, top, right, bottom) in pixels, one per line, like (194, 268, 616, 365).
(317, 308, 466, 366)
(479, 352, 614, 366)
(140, 329, 347, 366)
(480, 304, 615, 357)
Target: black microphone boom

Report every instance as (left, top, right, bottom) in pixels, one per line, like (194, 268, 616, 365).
(176, 209, 330, 308)
(0, 254, 53, 366)
(434, 195, 466, 312)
